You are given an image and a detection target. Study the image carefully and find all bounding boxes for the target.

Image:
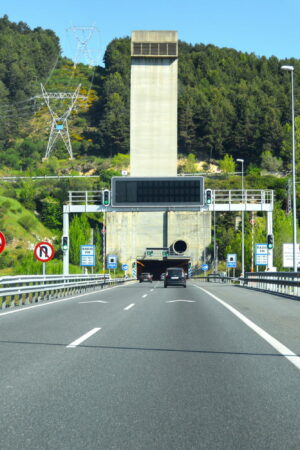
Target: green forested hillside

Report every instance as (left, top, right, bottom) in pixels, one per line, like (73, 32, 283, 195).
(94, 38, 300, 171)
(0, 17, 299, 169)
(0, 15, 298, 274)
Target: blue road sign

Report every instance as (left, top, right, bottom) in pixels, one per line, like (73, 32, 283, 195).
(227, 253, 237, 268)
(107, 262, 117, 269)
(201, 264, 208, 271)
(122, 264, 129, 271)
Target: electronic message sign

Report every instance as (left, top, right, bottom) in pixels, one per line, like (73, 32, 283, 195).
(111, 177, 204, 207)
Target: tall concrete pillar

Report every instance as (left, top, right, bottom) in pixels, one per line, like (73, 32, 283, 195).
(130, 31, 178, 176)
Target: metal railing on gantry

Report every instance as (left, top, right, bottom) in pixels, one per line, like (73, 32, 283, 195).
(66, 189, 273, 213)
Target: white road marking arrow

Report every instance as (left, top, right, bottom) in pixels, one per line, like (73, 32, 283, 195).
(78, 300, 109, 304)
(166, 300, 196, 303)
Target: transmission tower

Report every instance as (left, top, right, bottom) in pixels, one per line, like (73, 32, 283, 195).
(67, 26, 99, 67)
(38, 84, 87, 160)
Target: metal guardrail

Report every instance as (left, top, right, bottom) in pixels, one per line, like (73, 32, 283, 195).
(195, 272, 300, 298)
(192, 275, 237, 284)
(241, 272, 300, 298)
(0, 274, 133, 309)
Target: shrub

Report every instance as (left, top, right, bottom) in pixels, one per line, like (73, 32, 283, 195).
(18, 214, 37, 231)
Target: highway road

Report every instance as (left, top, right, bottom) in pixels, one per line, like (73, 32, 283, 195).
(0, 280, 300, 449)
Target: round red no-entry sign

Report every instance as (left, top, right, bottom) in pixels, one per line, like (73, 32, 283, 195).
(34, 241, 55, 262)
(0, 231, 6, 254)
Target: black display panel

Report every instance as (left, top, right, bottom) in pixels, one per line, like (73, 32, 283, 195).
(111, 177, 204, 207)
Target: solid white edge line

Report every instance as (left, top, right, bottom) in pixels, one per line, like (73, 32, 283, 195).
(194, 285, 300, 371)
(124, 303, 135, 311)
(142, 294, 148, 298)
(0, 283, 127, 317)
(67, 327, 101, 348)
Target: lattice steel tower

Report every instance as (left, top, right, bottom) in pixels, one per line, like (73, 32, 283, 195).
(38, 84, 87, 159)
(67, 26, 99, 67)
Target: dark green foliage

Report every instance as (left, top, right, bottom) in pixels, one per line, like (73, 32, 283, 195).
(40, 196, 62, 229)
(18, 213, 37, 231)
(0, 15, 60, 145)
(0, 22, 299, 167)
(17, 180, 36, 210)
(0, 249, 14, 269)
(93, 38, 130, 157)
(177, 42, 298, 165)
(69, 214, 91, 266)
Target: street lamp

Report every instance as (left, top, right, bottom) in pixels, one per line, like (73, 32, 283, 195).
(281, 65, 298, 272)
(236, 158, 245, 275)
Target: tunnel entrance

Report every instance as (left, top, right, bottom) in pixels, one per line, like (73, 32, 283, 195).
(137, 259, 190, 280)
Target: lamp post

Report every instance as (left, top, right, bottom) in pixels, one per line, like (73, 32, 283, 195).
(237, 158, 245, 275)
(281, 65, 298, 272)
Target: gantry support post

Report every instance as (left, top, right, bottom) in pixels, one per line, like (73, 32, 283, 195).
(267, 211, 274, 270)
(63, 206, 70, 276)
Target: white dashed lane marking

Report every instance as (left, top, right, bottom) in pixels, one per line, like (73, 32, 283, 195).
(67, 328, 101, 349)
(124, 303, 135, 311)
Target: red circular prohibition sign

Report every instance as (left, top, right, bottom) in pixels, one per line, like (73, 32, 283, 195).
(0, 231, 6, 255)
(34, 241, 55, 262)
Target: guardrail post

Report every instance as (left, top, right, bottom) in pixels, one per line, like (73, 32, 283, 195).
(17, 294, 23, 307)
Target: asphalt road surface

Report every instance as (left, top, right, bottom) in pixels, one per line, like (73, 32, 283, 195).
(0, 280, 300, 449)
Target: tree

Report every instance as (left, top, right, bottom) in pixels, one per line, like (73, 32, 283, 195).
(69, 215, 91, 266)
(17, 181, 36, 210)
(98, 92, 129, 157)
(280, 116, 300, 167)
(219, 154, 235, 173)
(261, 150, 283, 173)
(40, 196, 62, 229)
(182, 153, 197, 173)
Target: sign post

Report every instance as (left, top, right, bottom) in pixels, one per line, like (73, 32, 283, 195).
(122, 264, 128, 278)
(34, 241, 55, 275)
(227, 254, 237, 277)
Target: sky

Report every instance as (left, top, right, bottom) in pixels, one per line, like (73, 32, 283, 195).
(1, 0, 300, 65)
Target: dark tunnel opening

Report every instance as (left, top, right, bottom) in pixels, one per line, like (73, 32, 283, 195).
(137, 259, 190, 280)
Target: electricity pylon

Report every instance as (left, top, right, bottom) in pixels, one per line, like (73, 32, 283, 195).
(67, 26, 99, 68)
(38, 84, 87, 160)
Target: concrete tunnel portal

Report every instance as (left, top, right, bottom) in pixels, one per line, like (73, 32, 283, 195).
(137, 259, 190, 280)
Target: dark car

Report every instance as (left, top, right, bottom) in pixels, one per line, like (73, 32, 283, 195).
(164, 267, 186, 288)
(139, 272, 153, 283)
